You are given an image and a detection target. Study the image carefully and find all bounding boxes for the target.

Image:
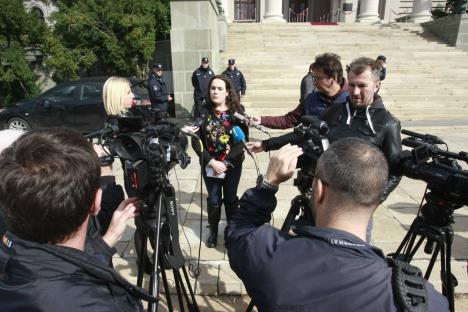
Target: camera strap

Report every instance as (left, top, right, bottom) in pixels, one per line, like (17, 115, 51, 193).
(386, 257, 428, 312)
(162, 184, 185, 269)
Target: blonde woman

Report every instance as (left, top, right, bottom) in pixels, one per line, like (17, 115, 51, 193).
(102, 76, 136, 117)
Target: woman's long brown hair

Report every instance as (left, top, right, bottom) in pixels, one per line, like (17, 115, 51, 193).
(207, 75, 243, 114)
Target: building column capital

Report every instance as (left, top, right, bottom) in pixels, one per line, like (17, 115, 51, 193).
(357, 0, 381, 23)
(263, 0, 286, 23)
(409, 0, 433, 23)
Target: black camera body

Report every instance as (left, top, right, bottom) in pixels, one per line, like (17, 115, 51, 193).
(112, 118, 190, 196)
(293, 116, 330, 174)
(399, 129, 468, 209)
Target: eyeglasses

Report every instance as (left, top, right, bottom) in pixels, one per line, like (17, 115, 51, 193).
(311, 75, 329, 82)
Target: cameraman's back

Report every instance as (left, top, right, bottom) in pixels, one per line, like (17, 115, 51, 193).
(0, 129, 143, 311)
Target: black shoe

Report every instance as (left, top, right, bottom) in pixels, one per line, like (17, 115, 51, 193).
(206, 227, 218, 248)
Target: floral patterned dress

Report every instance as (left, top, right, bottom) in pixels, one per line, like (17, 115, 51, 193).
(205, 111, 234, 162)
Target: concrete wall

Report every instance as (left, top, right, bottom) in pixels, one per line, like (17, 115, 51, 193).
(423, 13, 468, 52)
(170, 0, 227, 117)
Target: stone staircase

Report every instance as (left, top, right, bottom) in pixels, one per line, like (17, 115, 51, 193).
(219, 23, 468, 125)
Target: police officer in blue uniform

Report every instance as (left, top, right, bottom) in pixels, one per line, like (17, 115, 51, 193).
(222, 59, 246, 99)
(148, 63, 172, 113)
(191, 57, 215, 118)
(226, 140, 449, 312)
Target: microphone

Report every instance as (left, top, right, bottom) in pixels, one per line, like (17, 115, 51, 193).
(231, 125, 254, 158)
(233, 112, 269, 134)
(300, 115, 329, 135)
(85, 124, 118, 139)
(180, 126, 200, 140)
(401, 129, 444, 145)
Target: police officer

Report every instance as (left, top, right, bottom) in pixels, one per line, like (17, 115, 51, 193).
(148, 63, 172, 113)
(191, 57, 215, 118)
(222, 59, 246, 99)
(226, 140, 449, 312)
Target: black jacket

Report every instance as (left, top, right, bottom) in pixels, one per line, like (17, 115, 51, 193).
(191, 104, 249, 168)
(322, 95, 402, 201)
(191, 66, 215, 99)
(148, 73, 169, 105)
(225, 187, 449, 312)
(0, 232, 152, 312)
(222, 67, 247, 95)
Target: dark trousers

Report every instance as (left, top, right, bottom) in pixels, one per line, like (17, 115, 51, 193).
(193, 96, 206, 119)
(203, 163, 242, 226)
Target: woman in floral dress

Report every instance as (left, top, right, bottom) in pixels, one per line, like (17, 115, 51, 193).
(192, 75, 249, 248)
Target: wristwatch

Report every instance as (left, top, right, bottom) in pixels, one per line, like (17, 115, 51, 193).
(256, 174, 279, 192)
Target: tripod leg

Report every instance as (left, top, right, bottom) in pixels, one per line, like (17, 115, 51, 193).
(443, 229, 456, 312)
(280, 196, 304, 232)
(246, 300, 255, 312)
(159, 256, 173, 312)
(137, 230, 148, 288)
(181, 266, 199, 311)
(173, 269, 185, 312)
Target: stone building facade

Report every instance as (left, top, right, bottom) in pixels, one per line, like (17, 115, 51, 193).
(220, 0, 447, 24)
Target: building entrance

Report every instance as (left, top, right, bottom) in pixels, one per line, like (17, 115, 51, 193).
(289, 0, 309, 22)
(234, 0, 256, 21)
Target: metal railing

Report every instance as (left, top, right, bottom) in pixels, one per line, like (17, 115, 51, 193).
(288, 8, 309, 23)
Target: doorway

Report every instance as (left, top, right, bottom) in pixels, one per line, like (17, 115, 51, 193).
(289, 0, 309, 22)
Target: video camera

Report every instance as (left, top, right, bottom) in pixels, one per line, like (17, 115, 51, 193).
(88, 116, 190, 197)
(291, 116, 330, 193)
(398, 129, 468, 225)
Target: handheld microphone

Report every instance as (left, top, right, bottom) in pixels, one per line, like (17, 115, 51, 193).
(231, 125, 254, 158)
(233, 112, 269, 134)
(300, 115, 329, 135)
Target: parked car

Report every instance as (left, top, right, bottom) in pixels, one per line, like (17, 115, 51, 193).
(0, 77, 150, 133)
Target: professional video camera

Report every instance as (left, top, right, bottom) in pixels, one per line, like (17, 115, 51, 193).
(391, 129, 468, 312)
(111, 117, 190, 194)
(88, 116, 198, 311)
(398, 129, 468, 224)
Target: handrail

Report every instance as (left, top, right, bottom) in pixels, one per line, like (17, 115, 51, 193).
(289, 7, 309, 23)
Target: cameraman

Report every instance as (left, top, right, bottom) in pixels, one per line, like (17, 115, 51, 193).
(225, 140, 448, 312)
(0, 128, 150, 311)
(250, 53, 348, 129)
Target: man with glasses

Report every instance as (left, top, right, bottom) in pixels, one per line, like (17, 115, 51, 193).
(250, 53, 348, 129)
(226, 140, 448, 312)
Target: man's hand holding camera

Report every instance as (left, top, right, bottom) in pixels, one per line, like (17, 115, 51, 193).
(264, 144, 303, 186)
(103, 197, 140, 247)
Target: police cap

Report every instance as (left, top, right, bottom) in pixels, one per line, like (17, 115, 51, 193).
(201, 57, 209, 63)
(152, 63, 163, 70)
(228, 59, 235, 65)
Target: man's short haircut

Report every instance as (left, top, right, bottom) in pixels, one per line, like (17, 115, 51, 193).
(311, 53, 344, 85)
(315, 137, 388, 206)
(0, 128, 100, 243)
(347, 57, 381, 82)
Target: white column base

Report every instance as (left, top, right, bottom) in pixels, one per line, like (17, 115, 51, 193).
(409, 14, 432, 23)
(357, 15, 381, 23)
(262, 15, 287, 23)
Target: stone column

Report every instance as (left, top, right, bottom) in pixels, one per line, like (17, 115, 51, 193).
(357, 0, 381, 23)
(409, 0, 433, 23)
(263, 0, 286, 23)
(220, 0, 231, 22)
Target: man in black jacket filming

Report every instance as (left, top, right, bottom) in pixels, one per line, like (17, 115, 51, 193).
(0, 128, 152, 311)
(226, 140, 448, 312)
(251, 57, 402, 203)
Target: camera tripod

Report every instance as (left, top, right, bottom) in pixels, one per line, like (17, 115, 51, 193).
(246, 169, 315, 312)
(390, 191, 460, 312)
(134, 179, 199, 312)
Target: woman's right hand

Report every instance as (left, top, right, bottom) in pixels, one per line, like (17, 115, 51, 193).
(210, 160, 228, 175)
